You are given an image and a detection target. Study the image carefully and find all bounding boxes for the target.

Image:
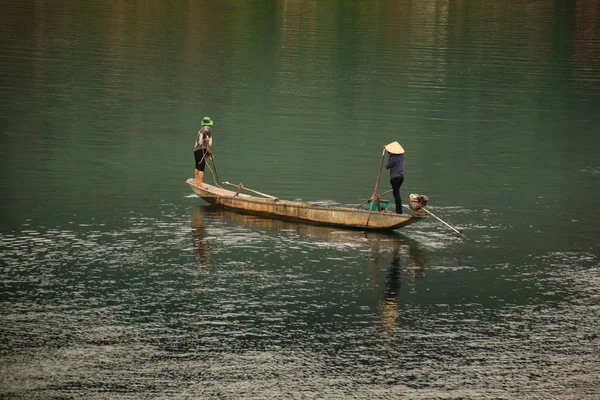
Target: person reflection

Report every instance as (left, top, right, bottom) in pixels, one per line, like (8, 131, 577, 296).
(377, 237, 427, 347)
(378, 251, 402, 345)
(191, 207, 210, 278)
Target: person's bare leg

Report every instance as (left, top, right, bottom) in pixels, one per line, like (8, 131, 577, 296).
(197, 171, 207, 188)
(194, 169, 201, 186)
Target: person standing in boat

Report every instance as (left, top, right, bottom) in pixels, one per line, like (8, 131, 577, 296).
(194, 116, 214, 188)
(384, 141, 405, 214)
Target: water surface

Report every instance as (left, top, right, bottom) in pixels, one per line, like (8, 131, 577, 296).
(1, 1, 599, 398)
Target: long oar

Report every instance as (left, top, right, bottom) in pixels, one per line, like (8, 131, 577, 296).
(222, 181, 278, 200)
(365, 147, 386, 230)
(422, 207, 464, 237)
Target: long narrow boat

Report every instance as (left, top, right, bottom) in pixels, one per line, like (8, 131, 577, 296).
(186, 178, 424, 231)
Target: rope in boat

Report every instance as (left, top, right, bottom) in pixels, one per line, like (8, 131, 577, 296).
(196, 150, 223, 188)
(208, 158, 222, 187)
(353, 189, 392, 209)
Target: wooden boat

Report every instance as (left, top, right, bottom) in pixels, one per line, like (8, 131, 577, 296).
(186, 178, 424, 231)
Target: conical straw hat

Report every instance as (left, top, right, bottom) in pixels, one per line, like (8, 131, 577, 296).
(384, 141, 404, 154)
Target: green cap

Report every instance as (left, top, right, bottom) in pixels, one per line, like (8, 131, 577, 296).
(201, 116, 213, 126)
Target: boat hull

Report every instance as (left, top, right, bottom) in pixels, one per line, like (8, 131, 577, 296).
(186, 179, 423, 231)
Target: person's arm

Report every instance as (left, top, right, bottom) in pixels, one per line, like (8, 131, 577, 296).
(385, 155, 393, 169)
(208, 136, 214, 159)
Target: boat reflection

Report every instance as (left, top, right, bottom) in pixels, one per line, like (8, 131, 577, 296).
(208, 206, 412, 246)
(193, 206, 428, 348)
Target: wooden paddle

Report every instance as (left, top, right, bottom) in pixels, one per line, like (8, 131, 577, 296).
(422, 207, 465, 237)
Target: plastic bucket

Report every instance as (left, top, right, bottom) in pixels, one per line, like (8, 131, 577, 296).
(367, 199, 390, 211)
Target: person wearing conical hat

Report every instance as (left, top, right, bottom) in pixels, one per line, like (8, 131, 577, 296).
(194, 116, 214, 188)
(384, 141, 405, 214)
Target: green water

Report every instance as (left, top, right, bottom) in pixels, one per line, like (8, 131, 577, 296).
(1, 1, 599, 398)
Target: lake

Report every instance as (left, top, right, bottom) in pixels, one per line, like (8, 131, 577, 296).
(1, 1, 598, 399)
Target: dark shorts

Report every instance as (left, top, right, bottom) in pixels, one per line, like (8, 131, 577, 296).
(194, 149, 208, 171)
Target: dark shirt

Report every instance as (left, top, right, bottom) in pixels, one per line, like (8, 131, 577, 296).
(386, 153, 405, 179)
